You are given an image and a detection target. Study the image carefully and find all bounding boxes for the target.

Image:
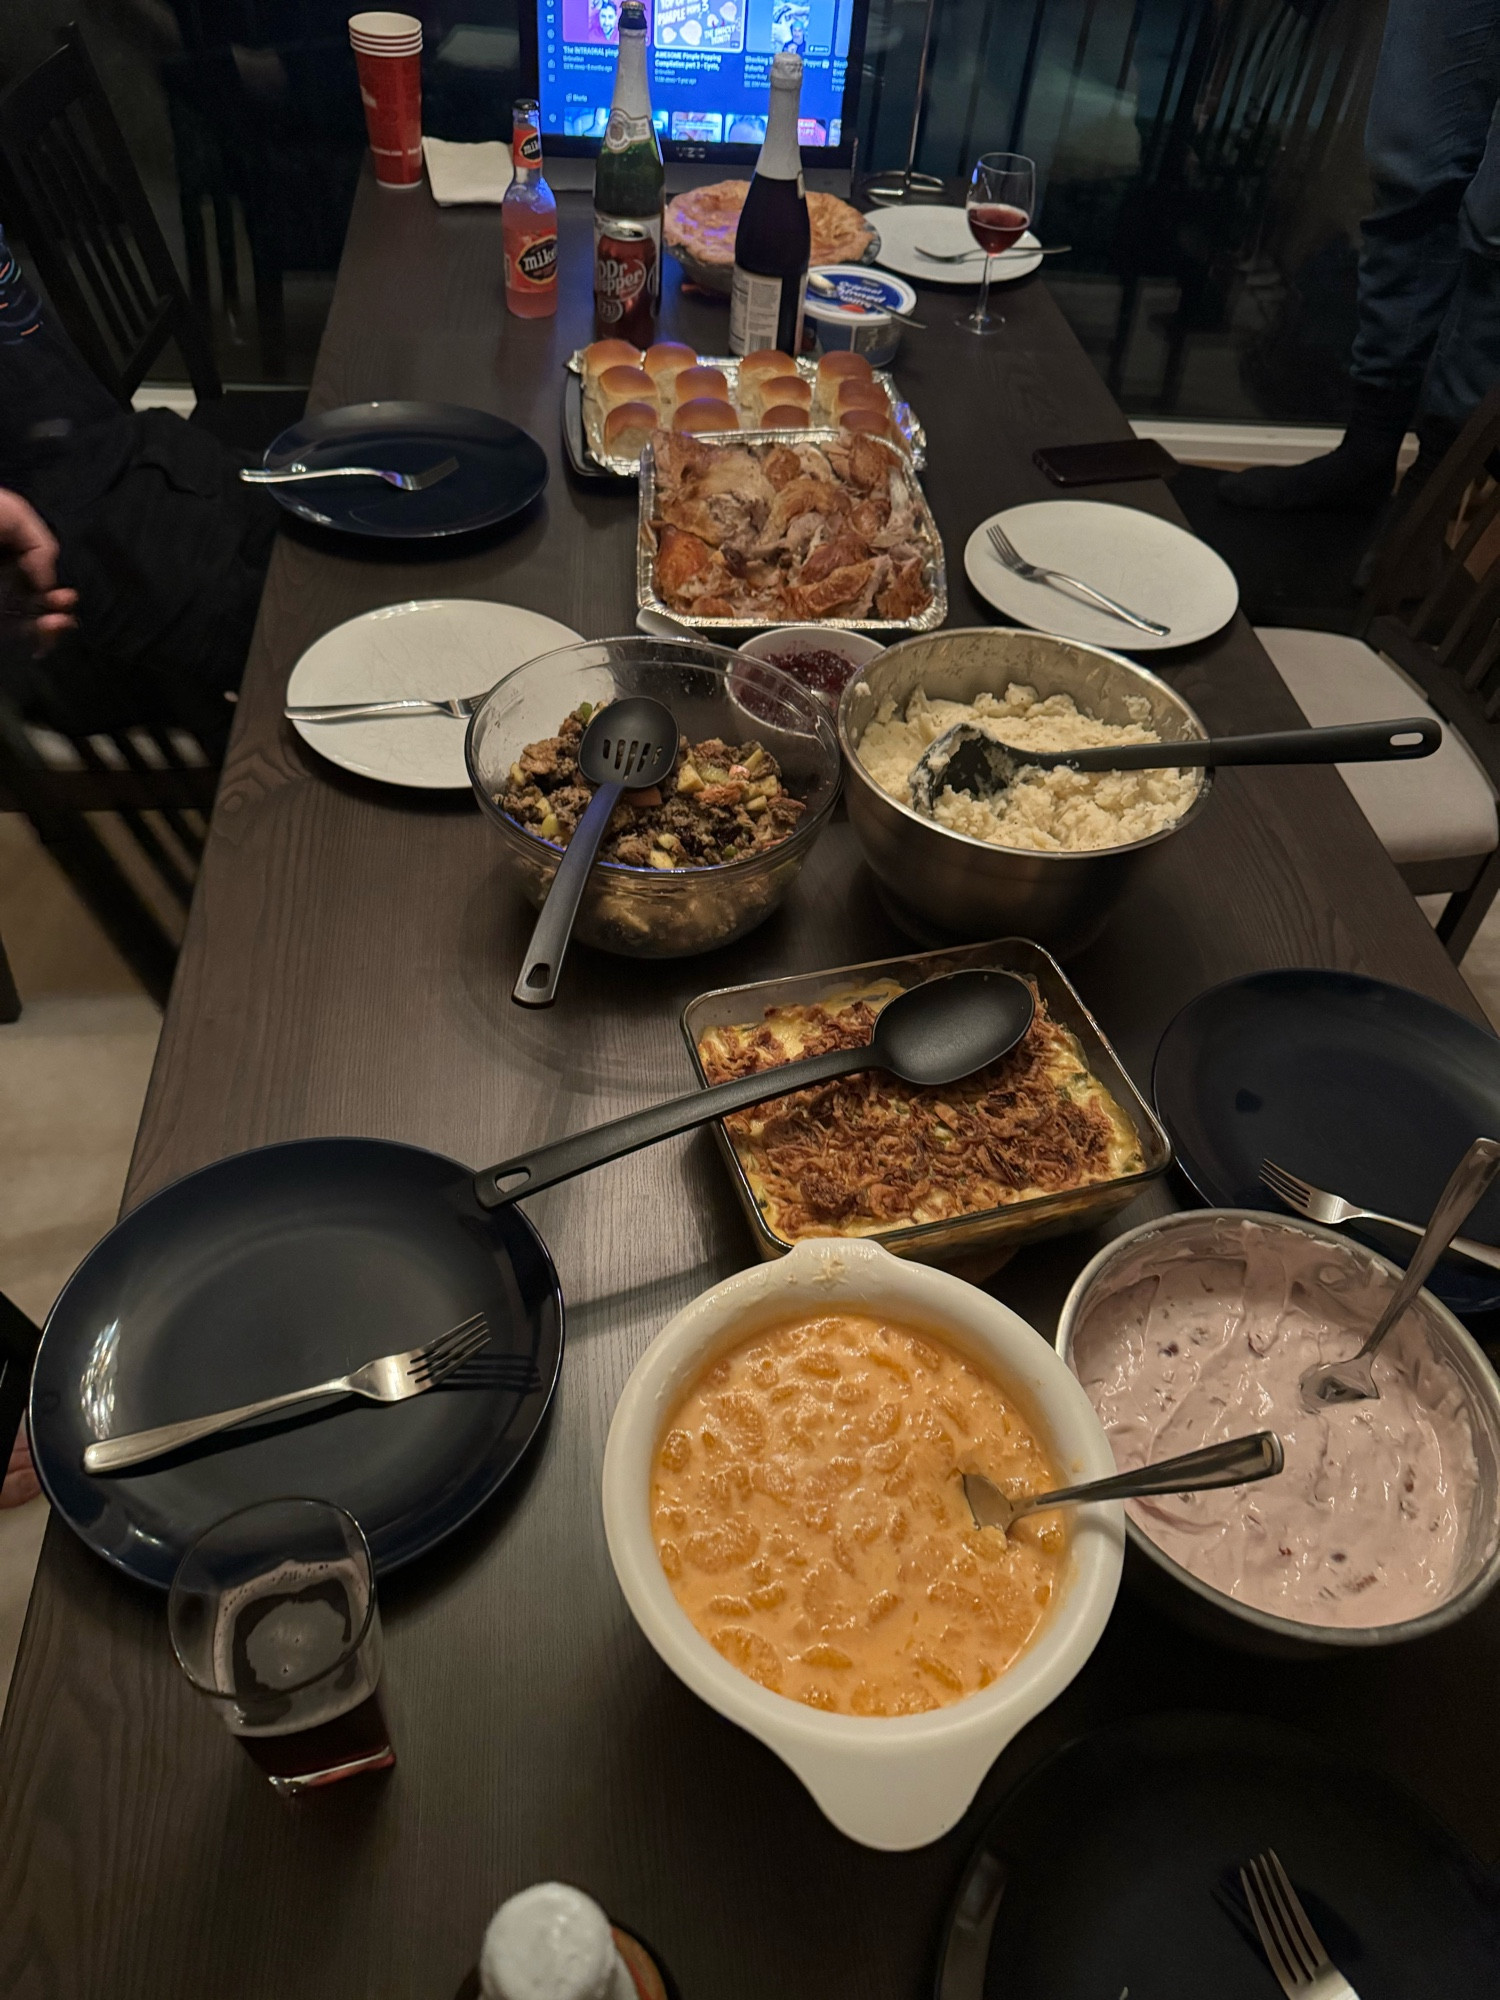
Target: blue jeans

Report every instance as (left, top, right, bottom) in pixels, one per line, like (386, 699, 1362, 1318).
(1353, 0, 1500, 430)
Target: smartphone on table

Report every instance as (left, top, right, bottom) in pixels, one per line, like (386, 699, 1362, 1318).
(1033, 438, 1179, 486)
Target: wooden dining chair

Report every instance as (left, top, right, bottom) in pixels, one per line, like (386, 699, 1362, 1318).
(1256, 382, 1500, 962)
(0, 695, 215, 1008)
(0, 22, 305, 451)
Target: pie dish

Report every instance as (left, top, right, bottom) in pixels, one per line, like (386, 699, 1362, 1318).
(665, 181, 878, 293)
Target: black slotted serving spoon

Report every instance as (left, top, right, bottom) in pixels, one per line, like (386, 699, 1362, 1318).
(512, 695, 679, 1008)
(479, 969, 1036, 1207)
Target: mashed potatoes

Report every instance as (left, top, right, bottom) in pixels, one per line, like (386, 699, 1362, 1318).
(858, 682, 1201, 852)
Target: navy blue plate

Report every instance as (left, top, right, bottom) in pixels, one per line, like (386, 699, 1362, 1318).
(262, 400, 549, 538)
(30, 1138, 563, 1587)
(936, 1712, 1500, 2000)
(1153, 968, 1500, 1314)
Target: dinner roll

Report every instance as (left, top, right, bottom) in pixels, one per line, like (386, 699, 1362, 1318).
(834, 377, 886, 418)
(762, 373, 811, 407)
(582, 338, 643, 388)
(839, 405, 892, 439)
(672, 397, 739, 434)
(760, 404, 811, 431)
(816, 349, 875, 405)
(602, 401, 660, 455)
(643, 341, 697, 384)
(674, 365, 730, 406)
(597, 364, 658, 412)
(738, 348, 791, 386)
(642, 343, 699, 415)
(746, 373, 811, 423)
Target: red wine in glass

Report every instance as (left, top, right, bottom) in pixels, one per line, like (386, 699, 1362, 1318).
(968, 204, 1030, 255)
(962, 153, 1036, 334)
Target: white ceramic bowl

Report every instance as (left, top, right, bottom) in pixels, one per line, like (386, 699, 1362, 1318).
(601, 1237, 1124, 1850)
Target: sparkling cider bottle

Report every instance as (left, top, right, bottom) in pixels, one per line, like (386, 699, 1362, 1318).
(729, 53, 811, 357)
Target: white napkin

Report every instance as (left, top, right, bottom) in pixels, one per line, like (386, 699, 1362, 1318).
(421, 137, 513, 205)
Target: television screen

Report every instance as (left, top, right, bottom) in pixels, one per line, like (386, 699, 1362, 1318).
(537, 0, 864, 162)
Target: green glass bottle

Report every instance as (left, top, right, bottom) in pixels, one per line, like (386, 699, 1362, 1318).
(593, 0, 665, 344)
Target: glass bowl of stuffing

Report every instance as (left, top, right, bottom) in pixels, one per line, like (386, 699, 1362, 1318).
(837, 628, 1212, 955)
(467, 637, 841, 958)
(601, 1235, 1124, 1850)
(682, 937, 1171, 1276)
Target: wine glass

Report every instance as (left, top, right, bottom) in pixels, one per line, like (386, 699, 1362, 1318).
(961, 152, 1036, 334)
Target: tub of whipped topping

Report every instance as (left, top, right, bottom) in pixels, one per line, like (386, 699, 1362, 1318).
(1055, 1209, 1500, 1654)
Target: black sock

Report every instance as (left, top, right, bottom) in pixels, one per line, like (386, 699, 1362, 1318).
(1217, 385, 1412, 513)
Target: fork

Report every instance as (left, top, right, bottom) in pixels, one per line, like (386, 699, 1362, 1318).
(1240, 1850, 1362, 1999)
(240, 455, 460, 491)
(1259, 1159, 1500, 1272)
(82, 1312, 495, 1473)
(285, 690, 492, 723)
(986, 520, 1171, 636)
(915, 242, 1071, 262)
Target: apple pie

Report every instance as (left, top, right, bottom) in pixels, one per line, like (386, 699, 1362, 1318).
(665, 181, 876, 271)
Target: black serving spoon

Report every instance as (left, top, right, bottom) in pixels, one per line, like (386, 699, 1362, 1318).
(908, 716, 1442, 816)
(476, 968, 1036, 1208)
(512, 695, 679, 1008)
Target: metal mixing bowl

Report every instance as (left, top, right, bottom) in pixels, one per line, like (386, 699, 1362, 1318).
(837, 628, 1212, 954)
(1055, 1208, 1500, 1658)
(467, 637, 840, 960)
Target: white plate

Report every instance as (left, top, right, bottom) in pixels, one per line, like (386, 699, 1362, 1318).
(286, 599, 585, 789)
(864, 205, 1042, 287)
(963, 501, 1240, 652)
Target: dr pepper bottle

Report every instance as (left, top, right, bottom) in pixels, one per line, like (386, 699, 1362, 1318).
(593, 1, 663, 342)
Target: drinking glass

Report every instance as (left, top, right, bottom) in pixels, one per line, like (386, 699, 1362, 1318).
(169, 1497, 395, 1794)
(961, 152, 1036, 334)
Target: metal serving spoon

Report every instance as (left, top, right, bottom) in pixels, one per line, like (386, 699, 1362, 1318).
(478, 968, 1036, 1207)
(963, 1431, 1284, 1535)
(1301, 1135, 1500, 1410)
(908, 716, 1442, 817)
(512, 695, 679, 1010)
(635, 608, 702, 641)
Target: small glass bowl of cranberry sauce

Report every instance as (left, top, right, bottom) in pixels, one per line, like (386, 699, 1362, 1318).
(736, 626, 885, 714)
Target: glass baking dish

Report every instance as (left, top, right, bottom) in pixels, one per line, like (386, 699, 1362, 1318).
(680, 936, 1171, 1273)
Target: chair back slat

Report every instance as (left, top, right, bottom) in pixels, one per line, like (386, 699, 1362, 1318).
(0, 24, 221, 403)
(34, 124, 143, 358)
(1359, 382, 1500, 764)
(48, 112, 158, 334)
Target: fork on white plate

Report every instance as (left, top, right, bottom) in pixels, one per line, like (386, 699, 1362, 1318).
(985, 520, 1171, 637)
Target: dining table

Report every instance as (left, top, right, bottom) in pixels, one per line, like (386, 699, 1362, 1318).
(3, 164, 1498, 2000)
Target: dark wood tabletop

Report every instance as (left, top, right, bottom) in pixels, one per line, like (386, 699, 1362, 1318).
(4, 168, 1497, 2000)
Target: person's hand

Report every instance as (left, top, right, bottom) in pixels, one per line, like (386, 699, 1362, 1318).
(2, 1424, 39, 1508)
(0, 486, 77, 652)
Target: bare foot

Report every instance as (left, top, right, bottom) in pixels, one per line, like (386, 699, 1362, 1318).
(2, 1426, 40, 1508)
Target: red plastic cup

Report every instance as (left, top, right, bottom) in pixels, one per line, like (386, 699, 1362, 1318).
(349, 13, 423, 188)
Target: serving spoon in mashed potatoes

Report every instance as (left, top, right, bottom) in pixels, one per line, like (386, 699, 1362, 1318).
(963, 1430, 1284, 1537)
(909, 716, 1440, 818)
